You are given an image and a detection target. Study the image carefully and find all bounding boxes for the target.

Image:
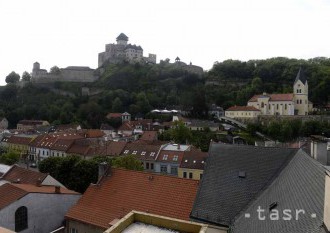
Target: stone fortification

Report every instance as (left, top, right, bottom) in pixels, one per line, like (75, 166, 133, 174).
(31, 62, 99, 83)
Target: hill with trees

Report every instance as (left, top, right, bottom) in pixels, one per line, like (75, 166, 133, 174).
(0, 57, 329, 128)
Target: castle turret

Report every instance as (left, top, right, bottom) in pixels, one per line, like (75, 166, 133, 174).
(293, 67, 309, 115)
(116, 33, 128, 46)
(33, 62, 40, 71)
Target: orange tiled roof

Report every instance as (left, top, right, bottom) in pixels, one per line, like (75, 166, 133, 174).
(104, 141, 127, 156)
(7, 136, 33, 145)
(140, 131, 158, 142)
(156, 150, 185, 164)
(106, 113, 122, 119)
(226, 106, 260, 111)
(0, 183, 79, 210)
(180, 149, 208, 170)
(248, 93, 294, 102)
(65, 168, 199, 229)
(1, 165, 48, 184)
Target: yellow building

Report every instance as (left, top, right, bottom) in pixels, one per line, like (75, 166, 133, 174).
(178, 149, 208, 180)
(6, 136, 34, 155)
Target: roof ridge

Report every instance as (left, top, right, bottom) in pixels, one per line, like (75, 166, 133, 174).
(231, 149, 310, 226)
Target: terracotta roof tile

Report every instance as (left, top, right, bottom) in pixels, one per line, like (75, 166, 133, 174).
(107, 113, 122, 119)
(7, 136, 33, 145)
(1, 165, 48, 184)
(248, 93, 294, 102)
(0, 183, 27, 209)
(226, 106, 260, 111)
(66, 168, 199, 229)
(180, 149, 208, 170)
(10, 183, 79, 195)
(140, 131, 158, 142)
(0, 183, 79, 210)
(156, 151, 185, 164)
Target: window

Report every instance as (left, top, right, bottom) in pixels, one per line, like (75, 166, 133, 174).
(276, 104, 279, 110)
(124, 150, 129, 154)
(141, 151, 146, 155)
(285, 104, 287, 110)
(163, 154, 168, 160)
(146, 162, 149, 169)
(161, 165, 167, 173)
(70, 228, 78, 233)
(15, 206, 28, 232)
(183, 172, 187, 178)
(171, 167, 178, 175)
(173, 155, 178, 161)
(261, 102, 264, 108)
(150, 163, 154, 170)
(189, 172, 193, 179)
(200, 173, 203, 180)
(150, 152, 155, 157)
(297, 100, 299, 104)
(132, 151, 137, 155)
(300, 100, 302, 104)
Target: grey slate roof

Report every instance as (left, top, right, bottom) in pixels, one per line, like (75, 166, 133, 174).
(295, 67, 308, 84)
(231, 150, 326, 233)
(190, 143, 298, 227)
(116, 33, 128, 41)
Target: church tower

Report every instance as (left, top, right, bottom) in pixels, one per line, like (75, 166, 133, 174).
(293, 67, 309, 115)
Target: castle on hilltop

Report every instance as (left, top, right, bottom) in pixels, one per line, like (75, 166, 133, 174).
(31, 62, 99, 83)
(98, 33, 157, 67)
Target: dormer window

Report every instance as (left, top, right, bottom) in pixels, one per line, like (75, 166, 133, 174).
(163, 154, 168, 160)
(173, 155, 178, 161)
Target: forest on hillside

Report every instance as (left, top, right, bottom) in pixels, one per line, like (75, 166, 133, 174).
(0, 57, 330, 128)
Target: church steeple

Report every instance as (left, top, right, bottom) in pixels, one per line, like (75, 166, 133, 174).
(294, 67, 307, 84)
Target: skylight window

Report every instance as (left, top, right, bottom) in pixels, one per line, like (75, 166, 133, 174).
(238, 171, 246, 178)
(150, 152, 155, 157)
(163, 154, 168, 160)
(173, 155, 178, 161)
(141, 151, 146, 155)
(124, 150, 129, 154)
(185, 159, 188, 162)
(132, 151, 137, 155)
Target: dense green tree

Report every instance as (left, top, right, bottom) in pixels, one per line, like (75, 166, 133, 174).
(5, 71, 20, 84)
(168, 121, 192, 144)
(0, 150, 20, 165)
(113, 154, 143, 171)
(22, 71, 31, 82)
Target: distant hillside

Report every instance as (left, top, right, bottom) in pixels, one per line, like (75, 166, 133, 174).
(0, 57, 329, 128)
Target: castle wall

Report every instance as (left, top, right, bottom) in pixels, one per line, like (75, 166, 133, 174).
(31, 67, 99, 83)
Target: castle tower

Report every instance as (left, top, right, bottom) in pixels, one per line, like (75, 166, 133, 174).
(33, 62, 40, 71)
(116, 33, 128, 46)
(293, 67, 309, 115)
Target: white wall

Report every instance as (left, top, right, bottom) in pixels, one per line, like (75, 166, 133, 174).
(0, 192, 80, 233)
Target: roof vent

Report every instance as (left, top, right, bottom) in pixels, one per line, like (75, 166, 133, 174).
(238, 171, 246, 178)
(269, 202, 278, 211)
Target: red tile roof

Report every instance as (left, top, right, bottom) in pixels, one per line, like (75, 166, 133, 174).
(50, 138, 75, 152)
(0, 183, 79, 210)
(122, 142, 161, 161)
(226, 106, 260, 111)
(1, 165, 48, 184)
(140, 131, 158, 142)
(180, 149, 208, 170)
(104, 141, 127, 156)
(7, 136, 33, 145)
(107, 113, 122, 118)
(156, 151, 185, 164)
(248, 93, 294, 102)
(78, 129, 105, 138)
(65, 168, 199, 229)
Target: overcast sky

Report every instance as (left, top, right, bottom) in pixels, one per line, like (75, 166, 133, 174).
(1, 0, 330, 85)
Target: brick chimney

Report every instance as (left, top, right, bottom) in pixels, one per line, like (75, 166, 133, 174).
(36, 178, 42, 187)
(98, 162, 110, 181)
(324, 171, 330, 230)
(55, 186, 61, 194)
